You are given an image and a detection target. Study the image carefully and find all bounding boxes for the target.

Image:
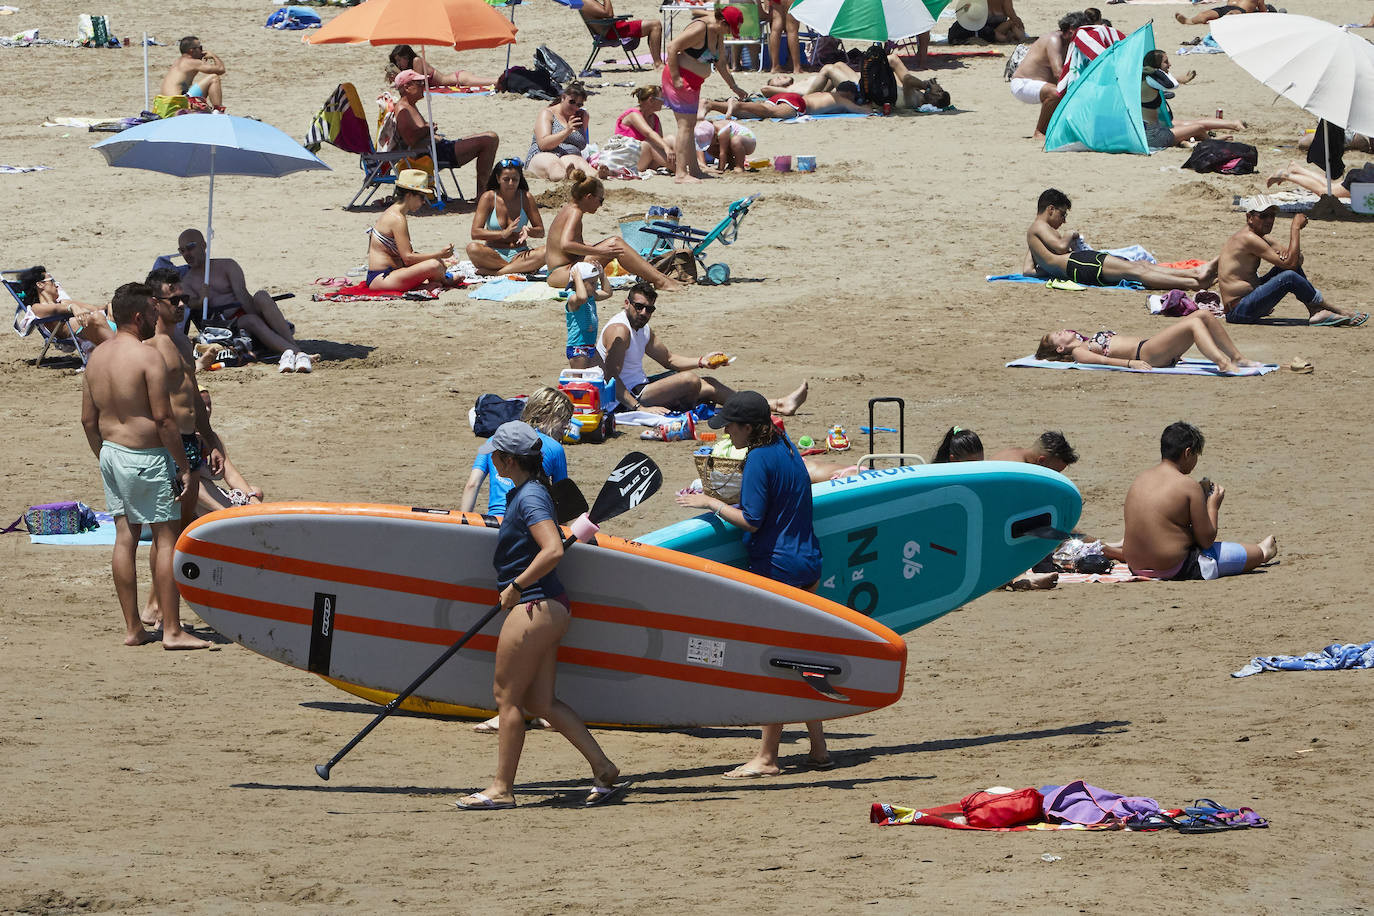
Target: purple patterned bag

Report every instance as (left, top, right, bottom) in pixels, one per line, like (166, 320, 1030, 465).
(3, 501, 101, 536)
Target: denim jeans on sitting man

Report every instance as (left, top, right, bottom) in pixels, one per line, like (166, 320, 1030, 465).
(1226, 265, 1321, 323)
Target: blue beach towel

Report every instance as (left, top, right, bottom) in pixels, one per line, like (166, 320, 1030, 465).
(987, 273, 1144, 290)
(1006, 355, 1279, 377)
(1233, 641, 1374, 678)
(29, 512, 151, 546)
(265, 6, 322, 29)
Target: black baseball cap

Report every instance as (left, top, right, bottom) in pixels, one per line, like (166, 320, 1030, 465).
(708, 391, 771, 428)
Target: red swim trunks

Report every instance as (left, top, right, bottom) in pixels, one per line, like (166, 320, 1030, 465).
(605, 18, 645, 40)
(773, 92, 807, 116)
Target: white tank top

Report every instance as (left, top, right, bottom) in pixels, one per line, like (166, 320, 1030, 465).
(597, 310, 650, 391)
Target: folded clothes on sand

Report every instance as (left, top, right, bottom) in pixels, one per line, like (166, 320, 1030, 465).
(1007, 355, 1279, 376)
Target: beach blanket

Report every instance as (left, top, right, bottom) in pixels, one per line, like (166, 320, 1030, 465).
(467, 278, 562, 302)
(313, 283, 442, 302)
(431, 87, 494, 97)
(1057, 561, 1149, 584)
(1177, 35, 1226, 54)
(0, 164, 49, 172)
(1233, 190, 1325, 213)
(29, 511, 150, 546)
(986, 274, 1144, 290)
(1232, 641, 1374, 678)
(1007, 355, 1279, 376)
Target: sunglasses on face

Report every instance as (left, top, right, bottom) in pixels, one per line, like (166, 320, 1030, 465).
(630, 300, 655, 313)
(158, 294, 190, 306)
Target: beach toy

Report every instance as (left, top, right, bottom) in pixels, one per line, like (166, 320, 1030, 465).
(826, 426, 850, 451)
(773, 155, 792, 172)
(797, 435, 814, 449)
(704, 263, 730, 286)
(796, 155, 816, 172)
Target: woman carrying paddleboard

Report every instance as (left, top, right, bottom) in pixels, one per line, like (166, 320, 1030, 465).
(676, 391, 832, 778)
(456, 421, 626, 810)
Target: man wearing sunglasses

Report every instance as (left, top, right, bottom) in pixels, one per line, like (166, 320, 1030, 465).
(597, 281, 808, 416)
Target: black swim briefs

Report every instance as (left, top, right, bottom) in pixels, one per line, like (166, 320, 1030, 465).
(1065, 250, 1108, 287)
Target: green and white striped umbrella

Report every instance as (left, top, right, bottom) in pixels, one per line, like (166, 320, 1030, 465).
(790, 0, 936, 43)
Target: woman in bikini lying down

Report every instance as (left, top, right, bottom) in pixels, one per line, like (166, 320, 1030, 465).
(1036, 311, 1264, 375)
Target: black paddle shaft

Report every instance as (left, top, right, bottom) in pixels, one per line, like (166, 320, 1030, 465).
(314, 452, 662, 781)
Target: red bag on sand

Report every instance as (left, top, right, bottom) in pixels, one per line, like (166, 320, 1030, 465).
(960, 787, 1044, 828)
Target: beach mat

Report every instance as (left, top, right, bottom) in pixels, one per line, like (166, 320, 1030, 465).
(987, 273, 1143, 290)
(430, 88, 493, 98)
(313, 284, 443, 302)
(1006, 355, 1279, 376)
(29, 514, 151, 546)
(1058, 561, 1150, 584)
(467, 277, 562, 302)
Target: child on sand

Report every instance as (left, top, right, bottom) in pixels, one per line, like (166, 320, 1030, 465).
(566, 262, 611, 369)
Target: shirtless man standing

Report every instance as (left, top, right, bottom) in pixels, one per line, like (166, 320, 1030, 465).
(708, 82, 872, 119)
(1025, 188, 1218, 290)
(1009, 12, 1086, 140)
(544, 171, 680, 291)
(597, 282, 808, 415)
(177, 229, 311, 371)
(1217, 201, 1368, 326)
(159, 36, 225, 109)
(1123, 421, 1276, 581)
(141, 268, 225, 627)
(80, 283, 210, 650)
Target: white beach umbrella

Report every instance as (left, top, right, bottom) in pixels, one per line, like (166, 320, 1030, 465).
(789, 0, 936, 43)
(1211, 14, 1374, 193)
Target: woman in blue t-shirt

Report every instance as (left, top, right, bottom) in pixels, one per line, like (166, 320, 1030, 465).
(676, 391, 832, 778)
(456, 421, 625, 810)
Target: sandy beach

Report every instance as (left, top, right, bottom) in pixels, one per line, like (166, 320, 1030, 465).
(3, 0, 1374, 910)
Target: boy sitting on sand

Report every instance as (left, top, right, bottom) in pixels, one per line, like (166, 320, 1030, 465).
(1122, 421, 1277, 581)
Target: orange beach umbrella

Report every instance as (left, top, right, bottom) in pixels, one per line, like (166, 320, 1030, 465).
(305, 0, 517, 50)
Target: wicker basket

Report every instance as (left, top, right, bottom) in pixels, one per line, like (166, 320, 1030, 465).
(694, 453, 746, 502)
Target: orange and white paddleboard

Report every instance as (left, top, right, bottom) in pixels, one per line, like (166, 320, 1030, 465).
(174, 503, 907, 727)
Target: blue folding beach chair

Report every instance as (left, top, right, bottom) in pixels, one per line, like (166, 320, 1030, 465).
(630, 194, 763, 284)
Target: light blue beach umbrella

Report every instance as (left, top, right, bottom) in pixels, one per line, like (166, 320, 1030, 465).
(92, 113, 330, 319)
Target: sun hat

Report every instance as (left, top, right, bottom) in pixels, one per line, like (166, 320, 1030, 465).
(1246, 195, 1280, 213)
(955, 0, 989, 32)
(393, 68, 426, 89)
(395, 168, 435, 196)
(708, 390, 771, 428)
(478, 420, 543, 456)
(694, 120, 716, 150)
(720, 4, 743, 36)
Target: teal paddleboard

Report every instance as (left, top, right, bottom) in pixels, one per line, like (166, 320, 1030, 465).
(637, 462, 1082, 634)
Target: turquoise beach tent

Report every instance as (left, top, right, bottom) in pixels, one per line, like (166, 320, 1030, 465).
(1044, 22, 1170, 154)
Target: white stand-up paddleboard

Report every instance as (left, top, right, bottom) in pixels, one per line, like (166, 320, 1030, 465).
(638, 462, 1082, 635)
(174, 504, 907, 727)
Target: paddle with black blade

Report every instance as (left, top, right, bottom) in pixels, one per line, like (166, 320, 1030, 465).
(314, 451, 662, 781)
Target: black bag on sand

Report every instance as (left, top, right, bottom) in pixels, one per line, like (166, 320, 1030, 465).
(496, 66, 560, 101)
(1182, 139, 1258, 175)
(535, 45, 577, 86)
(473, 394, 526, 437)
(859, 43, 897, 108)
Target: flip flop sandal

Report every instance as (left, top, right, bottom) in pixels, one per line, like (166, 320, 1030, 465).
(1349, 312, 1369, 327)
(1288, 358, 1314, 374)
(455, 792, 517, 811)
(583, 780, 632, 807)
(1177, 813, 1249, 833)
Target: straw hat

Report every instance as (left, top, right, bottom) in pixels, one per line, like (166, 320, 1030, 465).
(955, 0, 989, 32)
(395, 169, 435, 196)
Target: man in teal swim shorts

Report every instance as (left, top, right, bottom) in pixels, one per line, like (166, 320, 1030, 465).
(80, 282, 210, 650)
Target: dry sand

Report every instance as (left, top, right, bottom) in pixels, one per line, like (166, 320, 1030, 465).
(2, 0, 1373, 911)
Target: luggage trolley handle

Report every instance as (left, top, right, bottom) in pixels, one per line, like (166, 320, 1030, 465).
(867, 397, 906, 466)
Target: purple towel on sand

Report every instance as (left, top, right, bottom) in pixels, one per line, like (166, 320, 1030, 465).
(1041, 781, 1160, 824)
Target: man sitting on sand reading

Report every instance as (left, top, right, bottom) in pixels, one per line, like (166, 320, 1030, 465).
(1123, 421, 1277, 581)
(597, 281, 808, 416)
(1218, 198, 1369, 327)
(176, 229, 312, 373)
(80, 282, 210, 650)
(1025, 188, 1218, 290)
(705, 82, 872, 120)
(156, 36, 225, 117)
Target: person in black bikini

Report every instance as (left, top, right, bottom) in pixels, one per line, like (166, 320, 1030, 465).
(1034, 312, 1264, 375)
(1025, 188, 1218, 290)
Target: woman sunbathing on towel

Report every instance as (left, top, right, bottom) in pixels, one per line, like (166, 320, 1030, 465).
(1036, 312, 1264, 375)
(466, 158, 547, 276)
(365, 169, 460, 292)
(16, 266, 114, 348)
(387, 44, 494, 90)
